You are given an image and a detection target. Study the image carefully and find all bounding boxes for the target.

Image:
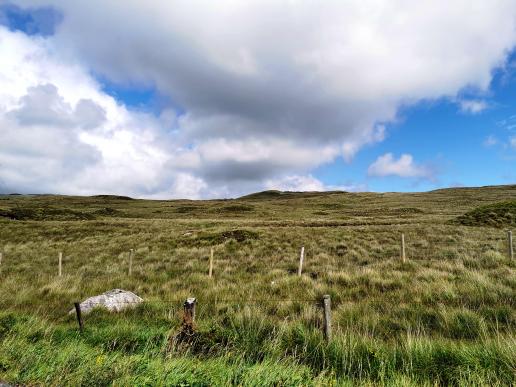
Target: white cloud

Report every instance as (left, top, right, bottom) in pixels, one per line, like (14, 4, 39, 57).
(497, 114, 516, 131)
(484, 135, 498, 147)
(7, 83, 106, 129)
(0, 26, 340, 198)
(368, 153, 434, 179)
(265, 174, 367, 192)
(0, 27, 186, 197)
(3, 0, 516, 197)
(266, 175, 326, 192)
(510, 136, 516, 149)
(459, 99, 488, 114)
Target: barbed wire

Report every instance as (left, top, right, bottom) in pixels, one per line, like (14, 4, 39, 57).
(57, 299, 323, 308)
(3, 295, 514, 324)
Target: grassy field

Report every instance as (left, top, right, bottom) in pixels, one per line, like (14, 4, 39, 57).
(0, 185, 515, 386)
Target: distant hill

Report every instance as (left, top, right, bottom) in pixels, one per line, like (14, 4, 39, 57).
(239, 190, 345, 200)
(91, 195, 134, 200)
(429, 184, 516, 194)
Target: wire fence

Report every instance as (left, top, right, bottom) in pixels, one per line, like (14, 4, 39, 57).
(0, 230, 513, 282)
(62, 296, 334, 337)
(0, 229, 513, 334)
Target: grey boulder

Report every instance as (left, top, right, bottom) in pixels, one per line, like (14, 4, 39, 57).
(69, 289, 143, 315)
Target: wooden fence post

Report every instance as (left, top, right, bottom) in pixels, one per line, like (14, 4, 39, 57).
(58, 252, 62, 276)
(0, 251, 2, 266)
(401, 233, 406, 263)
(129, 249, 134, 276)
(298, 246, 305, 276)
(508, 230, 514, 260)
(209, 248, 214, 277)
(74, 302, 83, 333)
(323, 294, 332, 341)
(182, 297, 197, 334)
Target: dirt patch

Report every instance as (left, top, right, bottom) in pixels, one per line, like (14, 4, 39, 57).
(209, 204, 255, 214)
(181, 229, 259, 246)
(94, 207, 121, 216)
(219, 229, 258, 242)
(390, 207, 425, 215)
(318, 203, 347, 210)
(174, 205, 200, 214)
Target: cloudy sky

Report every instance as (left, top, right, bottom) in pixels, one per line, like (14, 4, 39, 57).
(1, 0, 516, 198)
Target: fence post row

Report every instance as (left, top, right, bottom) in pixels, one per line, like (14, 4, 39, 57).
(401, 233, 406, 263)
(209, 247, 214, 277)
(58, 252, 63, 277)
(129, 249, 134, 276)
(74, 302, 83, 333)
(298, 246, 305, 276)
(6, 230, 516, 340)
(508, 230, 514, 260)
(323, 294, 332, 341)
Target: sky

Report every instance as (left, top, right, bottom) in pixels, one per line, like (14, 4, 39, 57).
(0, 1, 515, 199)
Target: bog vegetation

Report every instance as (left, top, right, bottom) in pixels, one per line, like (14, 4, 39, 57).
(0, 185, 515, 386)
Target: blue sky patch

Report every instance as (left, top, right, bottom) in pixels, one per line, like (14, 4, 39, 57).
(314, 52, 516, 191)
(98, 75, 186, 118)
(0, 3, 62, 36)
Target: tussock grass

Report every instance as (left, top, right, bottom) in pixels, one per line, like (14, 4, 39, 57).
(0, 185, 515, 385)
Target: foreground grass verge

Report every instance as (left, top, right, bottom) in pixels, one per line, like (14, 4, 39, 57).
(1, 311, 514, 386)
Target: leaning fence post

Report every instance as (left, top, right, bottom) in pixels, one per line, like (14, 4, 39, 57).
(298, 246, 305, 276)
(508, 230, 514, 260)
(58, 252, 63, 276)
(323, 294, 332, 341)
(182, 297, 197, 334)
(74, 302, 83, 333)
(129, 249, 134, 276)
(401, 233, 406, 263)
(209, 248, 214, 277)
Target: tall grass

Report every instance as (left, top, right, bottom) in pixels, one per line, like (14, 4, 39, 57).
(0, 186, 515, 385)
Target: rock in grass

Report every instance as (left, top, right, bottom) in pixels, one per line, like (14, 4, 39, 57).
(69, 289, 143, 315)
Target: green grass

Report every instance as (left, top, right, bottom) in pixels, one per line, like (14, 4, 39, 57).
(0, 185, 515, 385)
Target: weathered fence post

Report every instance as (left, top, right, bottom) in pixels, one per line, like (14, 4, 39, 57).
(298, 246, 305, 276)
(323, 294, 332, 341)
(182, 297, 197, 333)
(129, 249, 134, 276)
(0, 251, 2, 266)
(74, 302, 83, 333)
(401, 233, 406, 263)
(508, 230, 514, 260)
(209, 248, 214, 277)
(58, 252, 63, 276)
